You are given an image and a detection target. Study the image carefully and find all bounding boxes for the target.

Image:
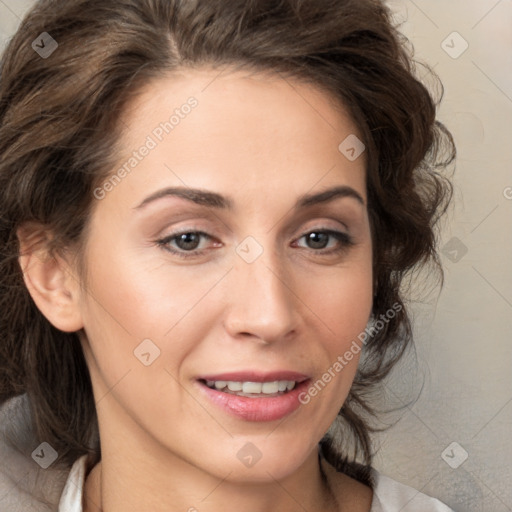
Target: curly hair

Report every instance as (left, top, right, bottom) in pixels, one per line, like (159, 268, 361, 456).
(0, 0, 455, 485)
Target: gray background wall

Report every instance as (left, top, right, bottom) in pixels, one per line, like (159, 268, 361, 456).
(1, 1, 511, 511)
(373, 3, 512, 511)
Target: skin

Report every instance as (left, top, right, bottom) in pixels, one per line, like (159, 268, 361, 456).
(18, 67, 374, 511)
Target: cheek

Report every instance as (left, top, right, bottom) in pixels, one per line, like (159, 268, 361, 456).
(78, 239, 231, 384)
(301, 272, 372, 422)
(302, 251, 373, 399)
(306, 260, 373, 345)
(77, 249, 202, 424)
(81, 240, 208, 335)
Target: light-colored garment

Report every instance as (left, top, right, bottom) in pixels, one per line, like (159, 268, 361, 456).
(58, 454, 455, 512)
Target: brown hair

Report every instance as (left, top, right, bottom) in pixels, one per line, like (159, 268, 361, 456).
(0, 0, 454, 485)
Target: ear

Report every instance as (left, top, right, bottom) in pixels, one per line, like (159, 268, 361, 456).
(17, 223, 84, 333)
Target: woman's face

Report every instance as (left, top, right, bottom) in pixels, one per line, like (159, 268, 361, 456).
(76, 67, 373, 481)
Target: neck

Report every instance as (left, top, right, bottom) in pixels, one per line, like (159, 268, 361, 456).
(83, 434, 339, 512)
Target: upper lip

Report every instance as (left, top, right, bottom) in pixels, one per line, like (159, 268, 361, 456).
(197, 371, 310, 383)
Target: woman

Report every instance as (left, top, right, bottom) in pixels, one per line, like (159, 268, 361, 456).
(0, 0, 456, 510)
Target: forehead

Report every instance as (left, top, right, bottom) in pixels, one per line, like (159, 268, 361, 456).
(102, 66, 366, 209)
(121, 66, 360, 142)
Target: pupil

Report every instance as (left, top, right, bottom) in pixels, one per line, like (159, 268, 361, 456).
(308, 232, 328, 249)
(177, 233, 200, 250)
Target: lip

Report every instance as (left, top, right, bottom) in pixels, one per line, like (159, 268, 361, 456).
(195, 371, 311, 422)
(196, 371, 310, 383)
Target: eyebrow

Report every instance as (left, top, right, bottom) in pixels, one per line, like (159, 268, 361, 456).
(133, 184, 365, 211)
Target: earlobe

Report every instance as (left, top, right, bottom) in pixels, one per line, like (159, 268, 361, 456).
(17, 224, 84, 333)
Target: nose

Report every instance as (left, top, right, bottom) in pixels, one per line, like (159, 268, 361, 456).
(222, 248, 301, 344)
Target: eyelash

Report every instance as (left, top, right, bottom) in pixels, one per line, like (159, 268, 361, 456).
(155, 228, 355, 260)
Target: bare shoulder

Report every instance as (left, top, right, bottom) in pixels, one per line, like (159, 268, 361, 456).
(320, 457, 373, 512)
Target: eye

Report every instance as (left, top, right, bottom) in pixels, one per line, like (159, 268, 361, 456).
(172, 232, 204, 251)
(294, 229, 354, 253)
(156, 230, 219, 258)
(155, 228, 354, 260)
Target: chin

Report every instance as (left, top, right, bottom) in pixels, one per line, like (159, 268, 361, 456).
(209, 435, 317, 483)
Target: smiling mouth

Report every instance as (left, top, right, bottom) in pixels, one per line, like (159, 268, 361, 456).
(196, 374, 311, 421)
(199, 379, 299, 398)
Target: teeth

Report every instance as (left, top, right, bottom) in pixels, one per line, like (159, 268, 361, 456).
(261, 381, 279, 394)
(205, 380, 297, 395)
(227, 381, 243, 391)
(242, 382, 262, 394)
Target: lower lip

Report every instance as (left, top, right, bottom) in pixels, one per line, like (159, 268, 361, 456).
(196, 379, 311, 422)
